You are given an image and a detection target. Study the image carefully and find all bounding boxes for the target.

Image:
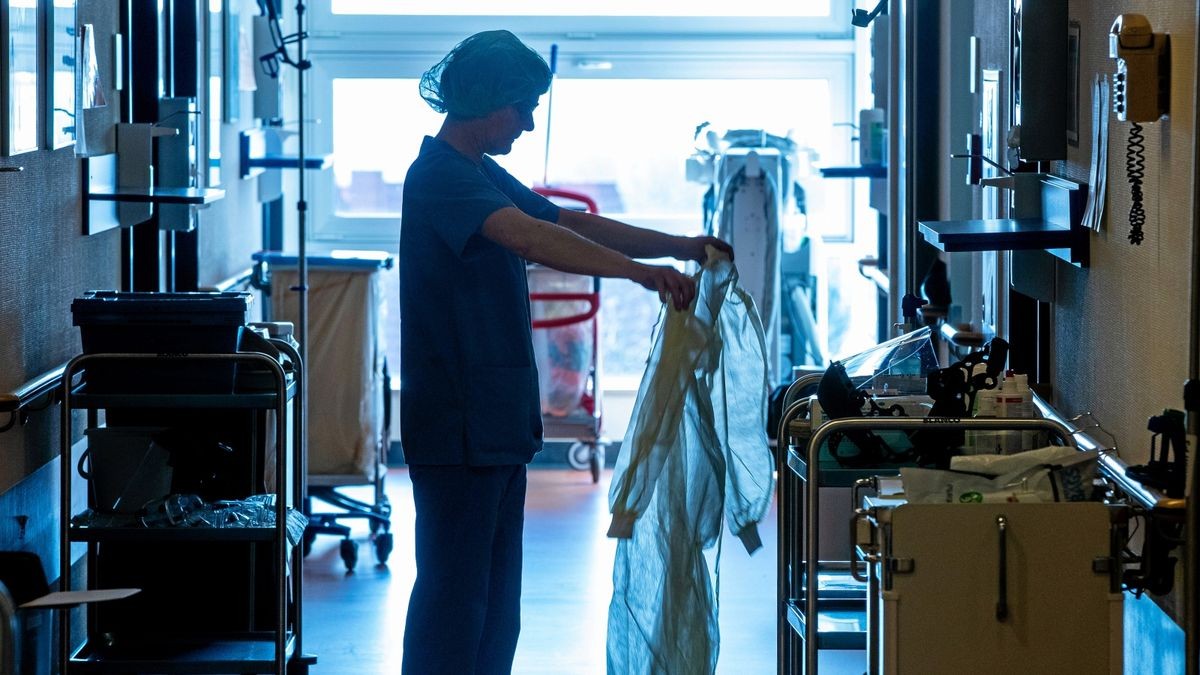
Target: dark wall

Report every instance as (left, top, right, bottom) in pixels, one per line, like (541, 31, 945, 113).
(0, 1, 267, 599)
(0, 2, 122, 490)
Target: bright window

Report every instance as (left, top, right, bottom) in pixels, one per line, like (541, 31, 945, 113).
(332, 0, 830, 17)
(304, 23, 875, 390)
(324, 74, 859, 382)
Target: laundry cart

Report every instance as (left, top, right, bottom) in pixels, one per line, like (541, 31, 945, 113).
(529, 265, 605, 482)
(530, 187, 607, 482)
(253, 250, 393, 571)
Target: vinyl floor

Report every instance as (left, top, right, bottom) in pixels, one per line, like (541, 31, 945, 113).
(301, 467, 781, 674)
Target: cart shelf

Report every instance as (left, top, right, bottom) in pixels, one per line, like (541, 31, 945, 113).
(68, 382, 294, 410)
(784, 599, 867, 651)
(68, 527, 280, 543)
(70, 632, 295, 674)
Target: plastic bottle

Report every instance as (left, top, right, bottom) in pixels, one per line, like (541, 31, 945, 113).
(967, 393, 999, 455)
(996, 371, 1036, 452)
(859, 108, 886, 166)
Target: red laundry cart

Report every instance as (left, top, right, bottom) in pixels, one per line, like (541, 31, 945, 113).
(529, 187, 607, 482)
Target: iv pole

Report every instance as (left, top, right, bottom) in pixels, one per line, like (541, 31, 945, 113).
(258, 0, 312, 666)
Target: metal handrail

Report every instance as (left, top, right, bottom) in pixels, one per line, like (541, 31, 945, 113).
(0, 363, 67, 433)
(1031, 394, 1180, 512)
(0, 581, 14, 675)
(211, 266, 256, 293)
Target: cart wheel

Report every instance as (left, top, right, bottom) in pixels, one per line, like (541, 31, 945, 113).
(567, 441, 592, 471)
(302, 529, 316, 558)
(340, 539, 359, 572)
(374, 532, 394, 565)
(588, 443, 606, 483)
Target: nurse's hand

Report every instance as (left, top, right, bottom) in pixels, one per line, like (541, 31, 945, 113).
(675, 235, 734, 264)
(632, 263, 696, 311)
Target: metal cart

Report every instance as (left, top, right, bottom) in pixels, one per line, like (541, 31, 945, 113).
(253, 251, 393, 572)
(775, 388, 1107, 674)
(530, 187, 607, 482)
(59, 349, 311, 674)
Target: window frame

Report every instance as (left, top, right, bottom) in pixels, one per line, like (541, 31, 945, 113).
(308, 4, 855, 39)
(304, 34, 856, 244)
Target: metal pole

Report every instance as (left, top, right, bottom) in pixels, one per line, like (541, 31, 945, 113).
(541, 44, 557, 186)
(1184, 3, 1200, 670)
(292, 4, 308, 668)
(886, 2, 905, 333)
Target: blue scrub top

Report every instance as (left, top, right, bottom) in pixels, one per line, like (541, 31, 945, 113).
(399, 136, 561, 466)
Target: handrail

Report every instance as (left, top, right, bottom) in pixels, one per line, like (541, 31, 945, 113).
(1032, 394, 1180, 512)
(532, 186, 598, 214)
(529, 292, 600, 330)
(0, 582, 14, 675)
(0, 363, 67, 433)
(211, 266, 256, 293)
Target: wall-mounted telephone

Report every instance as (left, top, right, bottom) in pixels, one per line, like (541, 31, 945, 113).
(1109, 14, 1169, 245)
(1109, 14, 1169, 123)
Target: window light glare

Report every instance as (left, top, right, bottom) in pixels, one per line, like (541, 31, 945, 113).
(574, 59, 613, 71)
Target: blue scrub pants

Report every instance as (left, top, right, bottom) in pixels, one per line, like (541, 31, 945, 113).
(402, 464, 527, 675)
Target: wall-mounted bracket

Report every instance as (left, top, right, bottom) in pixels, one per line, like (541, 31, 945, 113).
(84, 122, 225, 235)
(918, 174, 1089, 267)
(239, 128, 332, 200)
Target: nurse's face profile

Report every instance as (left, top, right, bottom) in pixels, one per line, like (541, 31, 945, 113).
(485, 99, 538, 156)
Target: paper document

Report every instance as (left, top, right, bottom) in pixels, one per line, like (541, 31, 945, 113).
(20, 588, 140, 609)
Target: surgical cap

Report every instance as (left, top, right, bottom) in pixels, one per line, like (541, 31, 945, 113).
(420, 30, 552, 119)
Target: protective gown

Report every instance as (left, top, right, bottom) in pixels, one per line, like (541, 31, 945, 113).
(607, 250, 775, 675)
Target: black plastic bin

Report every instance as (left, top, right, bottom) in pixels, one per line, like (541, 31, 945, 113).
(71, 291, 250, 393)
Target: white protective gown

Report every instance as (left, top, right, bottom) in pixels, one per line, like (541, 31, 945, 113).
(607, 249, 775, 675)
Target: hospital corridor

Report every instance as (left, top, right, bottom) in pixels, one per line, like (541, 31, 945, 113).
(1, 1, 1199, 674)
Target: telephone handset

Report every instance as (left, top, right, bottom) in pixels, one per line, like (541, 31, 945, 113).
(1109, 14, 1169, 245)
(1109, 14, 1169, 123)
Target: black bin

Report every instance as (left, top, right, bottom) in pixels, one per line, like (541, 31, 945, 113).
(71, 291, 250, 394)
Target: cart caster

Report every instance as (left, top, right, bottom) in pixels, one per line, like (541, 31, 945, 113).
(301, 528, 317, 558)
(589, 444, 605, 484)
(374, 531, 394, 565)
(369, 517, 381, 534)
(340, 538, 359, 572)
(567, 441, 592, 471)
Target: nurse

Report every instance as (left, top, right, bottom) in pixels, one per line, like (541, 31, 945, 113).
(399, 29, 731, 674)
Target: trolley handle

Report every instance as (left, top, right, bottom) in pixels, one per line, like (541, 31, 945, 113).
(532, 186, 599, 214)
(530, 292, 599, 329)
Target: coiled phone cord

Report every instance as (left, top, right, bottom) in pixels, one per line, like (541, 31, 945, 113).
(1127, 122, 1147, 245)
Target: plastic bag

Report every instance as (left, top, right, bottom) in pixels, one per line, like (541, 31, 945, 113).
(903, 447, 1100, 503)
(607, 248, 774, 675)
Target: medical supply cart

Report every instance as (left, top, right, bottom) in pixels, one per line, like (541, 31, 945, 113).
(529, 187, 607, 482)
(58, 349, 308, 674)
(775, 396, 1124, 675)
(60, 289, 311, 673)
(253, 251, 393, 571)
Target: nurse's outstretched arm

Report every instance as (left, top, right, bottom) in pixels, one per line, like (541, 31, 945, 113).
(556, 208, 732, 263)
(482, 206, 697, 310)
